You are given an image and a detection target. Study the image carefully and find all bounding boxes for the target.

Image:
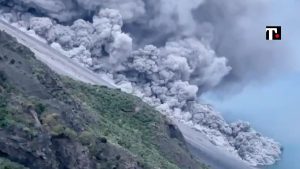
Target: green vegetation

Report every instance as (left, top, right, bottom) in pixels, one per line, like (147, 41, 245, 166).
(0, 108, 13, 128)
(0, 77, 13, 128)
(63, 78, 205, 169)
(34, 103, 46, 115)
(0, 158, 28, 169)
(0, 30, 206, 169)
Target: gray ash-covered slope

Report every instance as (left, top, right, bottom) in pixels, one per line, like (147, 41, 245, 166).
(0, 31, 207, 169)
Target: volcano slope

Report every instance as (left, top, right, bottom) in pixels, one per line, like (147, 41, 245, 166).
(0, 31, 208, 169)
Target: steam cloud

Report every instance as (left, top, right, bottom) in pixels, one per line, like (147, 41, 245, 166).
(0, 0, 286, 166)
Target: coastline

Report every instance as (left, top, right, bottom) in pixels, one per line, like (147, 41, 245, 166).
(175, 121, 257, 169)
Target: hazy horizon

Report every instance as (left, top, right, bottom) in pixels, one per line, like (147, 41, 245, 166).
(203, 1, 300, 168)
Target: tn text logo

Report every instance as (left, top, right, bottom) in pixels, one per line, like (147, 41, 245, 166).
(266, 26, 281, 40)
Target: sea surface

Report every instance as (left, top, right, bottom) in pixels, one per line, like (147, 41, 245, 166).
(203, 73, 300, 169)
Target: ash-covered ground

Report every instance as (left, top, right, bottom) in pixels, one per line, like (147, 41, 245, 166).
(0, 0, 287, 166)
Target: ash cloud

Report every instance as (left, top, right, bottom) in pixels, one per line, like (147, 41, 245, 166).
(1, 0, 289, 90)
(0, 0, 286, 165)
(124, 0, 289, 92)
(0, 0, 146, 22)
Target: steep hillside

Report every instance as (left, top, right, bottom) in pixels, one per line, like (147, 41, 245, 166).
(0, 31, 208, 169)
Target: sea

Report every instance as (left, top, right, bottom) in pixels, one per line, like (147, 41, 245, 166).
(203, 73, 300, 169)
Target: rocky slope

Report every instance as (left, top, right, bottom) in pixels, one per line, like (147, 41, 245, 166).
(0, 31, 207, 169)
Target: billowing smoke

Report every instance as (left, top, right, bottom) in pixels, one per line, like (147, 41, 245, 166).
(0, 0, 146, 22)
(0, 0, 289, 90)
(0, 0, 285, 166)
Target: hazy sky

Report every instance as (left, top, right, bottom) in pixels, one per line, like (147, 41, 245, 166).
(204, 0, 300, 142)
(203, 1, 299, 168)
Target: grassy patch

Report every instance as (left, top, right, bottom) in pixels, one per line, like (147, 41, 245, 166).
(0, 108, 14, 128)
(63, 78, 188, 169)
(41, 112, 77, 139)
(33, 103, 46, 115)
(0, 158, 28, 169)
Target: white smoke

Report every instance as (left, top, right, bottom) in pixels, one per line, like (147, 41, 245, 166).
(0, 0, 285, 166)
